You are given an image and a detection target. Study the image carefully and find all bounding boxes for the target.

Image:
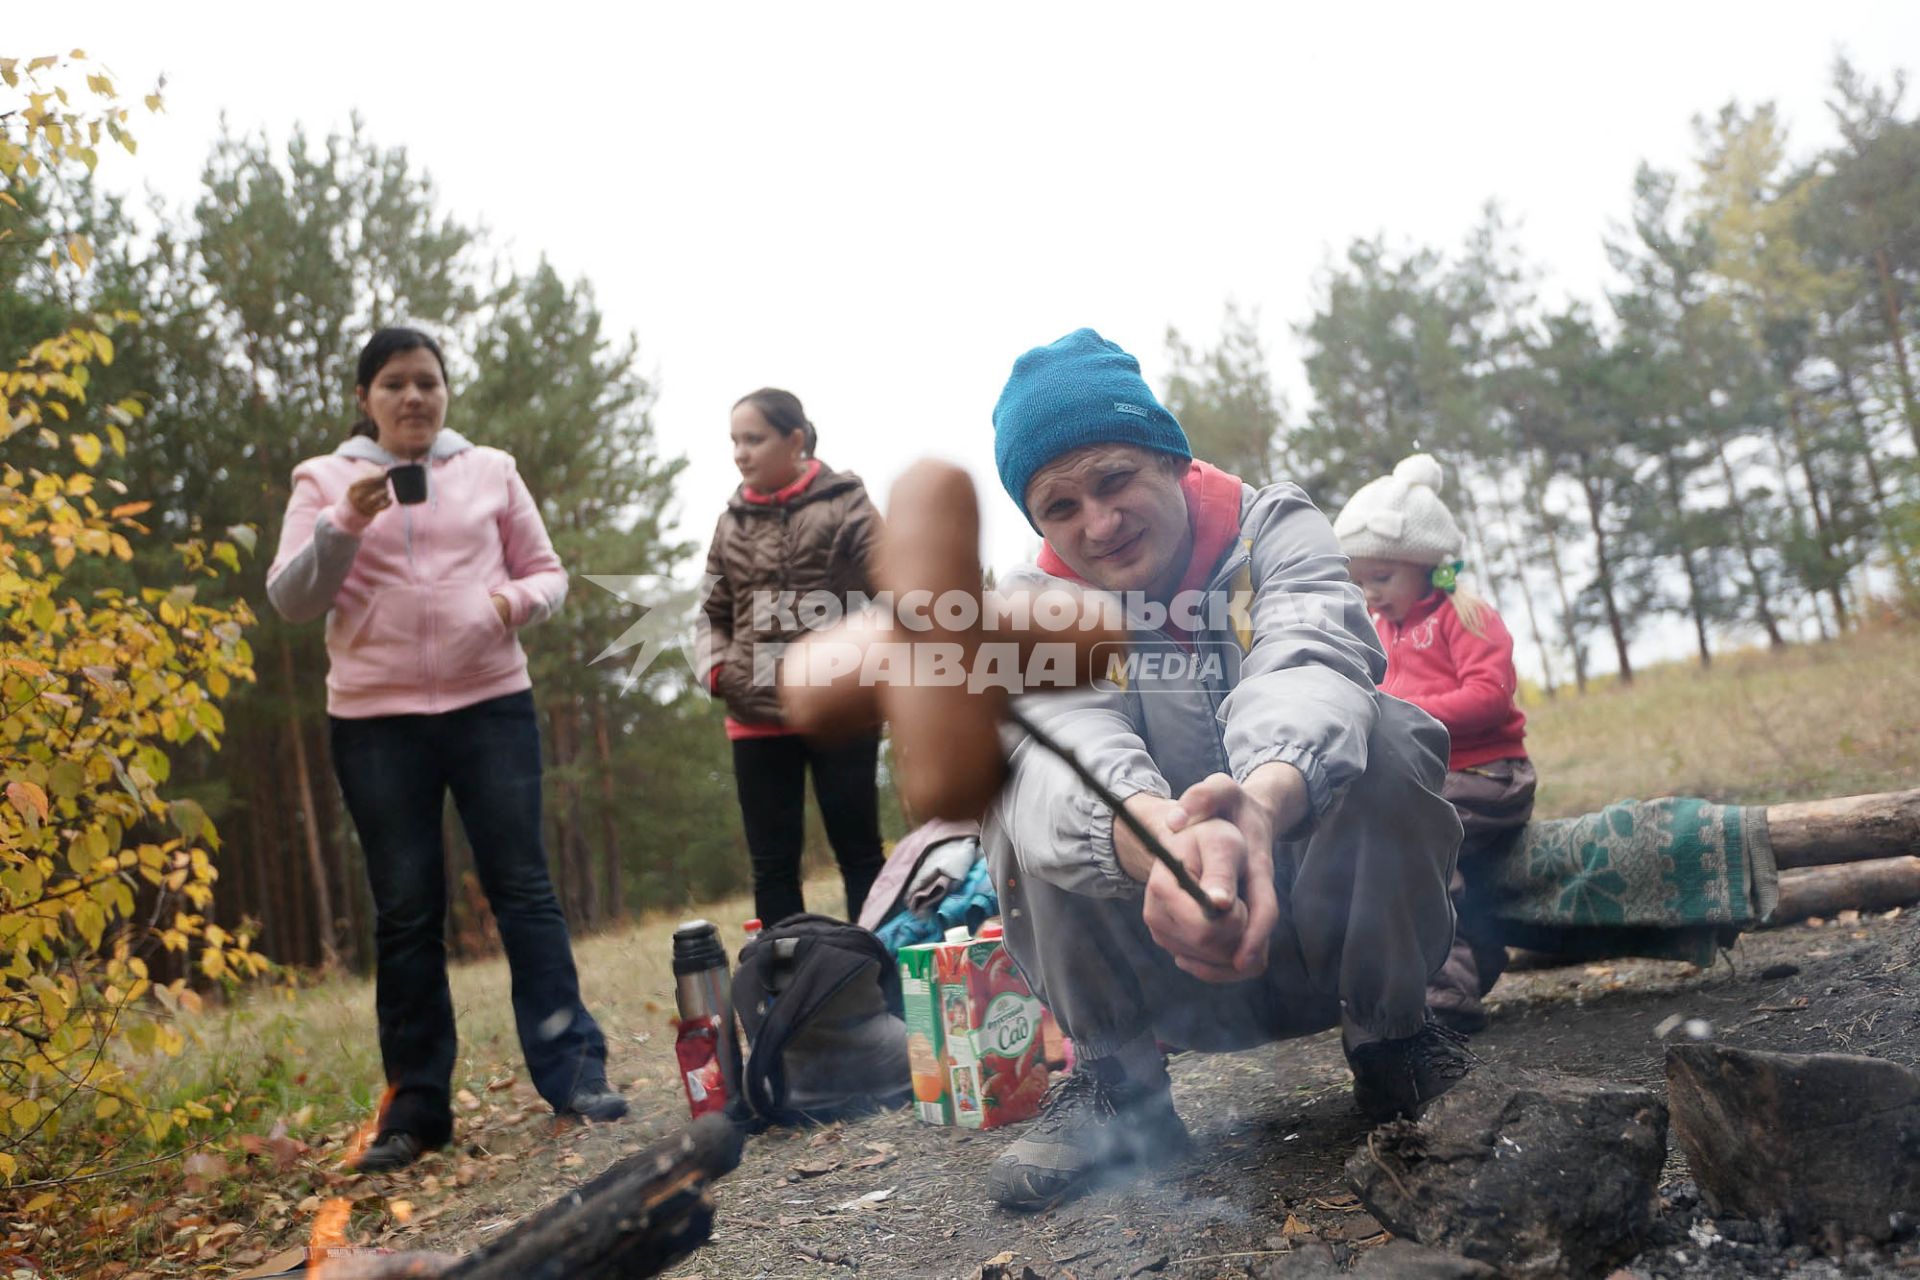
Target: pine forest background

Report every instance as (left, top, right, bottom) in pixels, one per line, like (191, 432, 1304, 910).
(6, 59, 1918, 971)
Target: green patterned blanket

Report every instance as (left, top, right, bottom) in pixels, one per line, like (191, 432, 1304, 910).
(1479, 797, 1780, 966)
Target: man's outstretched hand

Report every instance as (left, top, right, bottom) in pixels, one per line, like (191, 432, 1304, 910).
(1116, 764, 1308, 982)
(778, 461, 1126, 820)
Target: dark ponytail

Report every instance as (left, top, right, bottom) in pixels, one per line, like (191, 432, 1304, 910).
(734, 387, 816, 458)
(350, 327, 449, 440)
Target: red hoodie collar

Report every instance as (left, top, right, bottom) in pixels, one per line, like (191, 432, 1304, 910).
(741, 458, 821, 506)
(1376, 588, 1446, 634)
(1036, 460, 1246, 605)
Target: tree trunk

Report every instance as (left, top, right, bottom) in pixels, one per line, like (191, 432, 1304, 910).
(279, 635, 339, 968)
(1772, 857, 1920, 924)
(1708, 437, 1786, 649)
(1577, 465, 1633, 685)
(1659, 447, 1712, 668)
(1488, 476, 1557, 697)
(233, 740, 261, 939)
(1523, 450, 1588, 692)
(1764, 428, 1830, 641)
(1782, 389, 1850, 631)
(593, 698, 623, 920)
(1765, 788, 1920, 869)
(1838, 355, 1918, 596)
(1873, 247, 1920, 452)
(272, 751, 313, 966)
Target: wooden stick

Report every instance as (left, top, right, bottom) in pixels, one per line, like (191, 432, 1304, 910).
(1772, 856, 1920, 923)
(1005, 703, 1225, 920)
(1766, 788, 1920, 869)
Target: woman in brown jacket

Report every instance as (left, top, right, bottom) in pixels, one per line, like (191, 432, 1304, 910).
(702, 388, 885, 925)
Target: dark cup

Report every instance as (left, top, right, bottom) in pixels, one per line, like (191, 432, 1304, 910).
(388, 463, 428, 505)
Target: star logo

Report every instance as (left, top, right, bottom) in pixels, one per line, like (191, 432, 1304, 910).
(584, 572, 722, 691)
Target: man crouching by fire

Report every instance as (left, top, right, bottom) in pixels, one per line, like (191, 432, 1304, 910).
(981, 329, 1470, 1211)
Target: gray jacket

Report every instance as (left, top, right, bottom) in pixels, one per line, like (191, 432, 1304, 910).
(989, 479, 1420, 897)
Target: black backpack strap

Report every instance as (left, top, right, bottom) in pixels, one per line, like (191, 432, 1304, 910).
(717, 984, 748, 1128)
(741, 938, 875, 1124)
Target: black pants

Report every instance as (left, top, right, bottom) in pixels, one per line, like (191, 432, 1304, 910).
(331, 690, 608, 1146)
(731, 734, 885, 926)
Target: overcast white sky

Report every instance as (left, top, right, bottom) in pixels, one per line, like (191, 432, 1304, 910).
(18, 1, 1920, 673)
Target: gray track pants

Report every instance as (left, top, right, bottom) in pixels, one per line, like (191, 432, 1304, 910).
(984, 697, 1461, 1061)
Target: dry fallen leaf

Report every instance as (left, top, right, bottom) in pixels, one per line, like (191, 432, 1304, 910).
(388, 1200, 414, 1224)
(182, 1153, 229, 1195)
(1310, 1192, 1361, 1211)
(456, 1089, 482, 1111)
(833, 1187, 896, 1212)
(790, 1158, 842, 1178)
(1282, 1212, 1313, 1237)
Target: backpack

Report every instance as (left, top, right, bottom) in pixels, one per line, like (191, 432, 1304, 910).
(724, 914, 913, 1129)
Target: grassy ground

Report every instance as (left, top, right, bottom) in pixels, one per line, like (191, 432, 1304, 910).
(1523, 624, 1920, 816)
(28, 624, 1920, 1278)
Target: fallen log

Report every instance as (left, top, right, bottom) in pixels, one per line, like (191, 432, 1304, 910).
(1771, 856, 1920, 924)
(263, 1114, 745, 1280)
(1765, 787, 1920, 868)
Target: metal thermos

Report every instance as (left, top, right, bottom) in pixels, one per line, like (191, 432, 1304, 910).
(672, 919, 732, 1022)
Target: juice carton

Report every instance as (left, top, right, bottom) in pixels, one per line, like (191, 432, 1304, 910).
(935, 923, 1050, 1128)
(898, 942, 954, 1125)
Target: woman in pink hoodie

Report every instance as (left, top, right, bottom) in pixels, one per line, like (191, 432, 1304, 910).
(268, 328, 625, 1173)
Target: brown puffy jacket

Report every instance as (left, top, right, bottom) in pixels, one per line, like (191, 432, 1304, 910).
(701, 463, 880, 726)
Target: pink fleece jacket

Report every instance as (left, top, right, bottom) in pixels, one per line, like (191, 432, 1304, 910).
(266, 429, 568, 719)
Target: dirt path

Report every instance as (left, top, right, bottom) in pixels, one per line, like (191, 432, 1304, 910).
(676, 912, 1918, 1279)
(376, 912, 1918, 1280)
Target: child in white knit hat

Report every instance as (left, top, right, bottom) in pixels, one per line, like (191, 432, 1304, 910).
(1333, 454, 1533, 1033)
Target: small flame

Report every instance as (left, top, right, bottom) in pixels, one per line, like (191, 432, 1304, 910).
(310, 1196, 352, 1251)
(342, 1084, 398, 1167)
(307, 1086, 399, 1276)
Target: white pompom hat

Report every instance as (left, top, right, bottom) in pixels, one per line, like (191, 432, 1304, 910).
(1332, 453, 1464, 567)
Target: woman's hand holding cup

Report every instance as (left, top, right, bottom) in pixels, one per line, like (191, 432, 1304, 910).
(347, 473, 394, 520)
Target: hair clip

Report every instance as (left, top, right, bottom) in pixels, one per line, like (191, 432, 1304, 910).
(1430, 560, 1464, 593)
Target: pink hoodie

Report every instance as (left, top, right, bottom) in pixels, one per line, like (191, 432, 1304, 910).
(266, 429, 568, 718)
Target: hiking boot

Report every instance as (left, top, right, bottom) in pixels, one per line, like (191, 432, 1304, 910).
(353, 1130, 425, 1174)
(559, 1085, 630, 1123)
(986, 1059, 1189, 1212)
(1347, 1018, 1474, 1125)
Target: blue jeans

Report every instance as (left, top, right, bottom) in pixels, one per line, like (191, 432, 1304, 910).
(331, 690, 608, 1145)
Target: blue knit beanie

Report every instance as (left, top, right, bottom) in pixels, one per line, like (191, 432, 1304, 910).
(993, 328, 1192, 526)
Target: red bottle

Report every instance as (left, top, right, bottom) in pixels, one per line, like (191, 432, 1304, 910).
(674, 1015, 729, 1119)
(671, 920, 734, 1119)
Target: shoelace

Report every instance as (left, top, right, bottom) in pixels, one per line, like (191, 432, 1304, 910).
(1029, 1070, 1122, 1135)
(1411, 1021, 1476, 1079)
